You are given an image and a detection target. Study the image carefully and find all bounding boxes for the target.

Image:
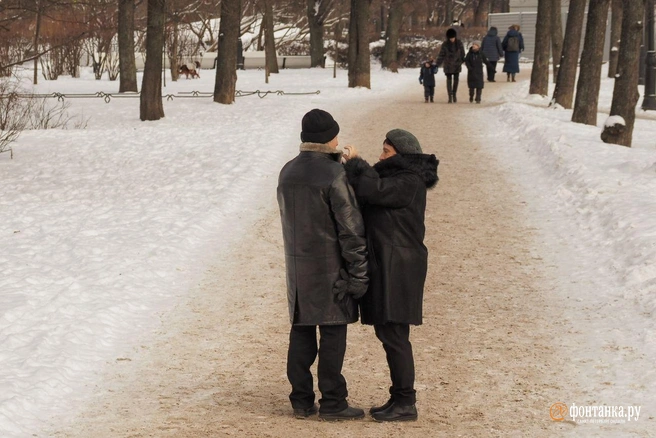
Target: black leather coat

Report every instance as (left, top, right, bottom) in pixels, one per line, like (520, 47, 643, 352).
(344, 154, 438, 325)
(277, 143, 368, 326)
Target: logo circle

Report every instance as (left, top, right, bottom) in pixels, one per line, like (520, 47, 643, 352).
(550, 402, 568, 421)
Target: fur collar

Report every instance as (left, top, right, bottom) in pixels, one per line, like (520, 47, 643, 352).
(300, 142, 341, 156)
(373, 154, 439, 189)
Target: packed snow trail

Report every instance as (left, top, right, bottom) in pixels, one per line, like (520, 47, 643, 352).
(54, 78, 586, 437)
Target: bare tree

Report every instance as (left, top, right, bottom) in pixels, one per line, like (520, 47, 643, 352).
(119, 0, 138, 92)
(214, 0, 241, 104)
(572, 0, 610, 125)
(263, 0, 278, 73)
(381, 0, 404, 71)
(348, 0, 371, 88)
(529, 0, 552, 96)
(601, 0, 644, 146)
(551, 0, 586, 108)
(140, 0, 166, 121)
(473, 0, 490, 27)
(608, 0, 623, 78)
(550, 0, 563, 82)
(307, 0, 334, 67)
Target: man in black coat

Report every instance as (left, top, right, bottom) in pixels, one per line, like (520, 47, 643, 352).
(343, 129, 439, 422)
(277, 109, 369, 421)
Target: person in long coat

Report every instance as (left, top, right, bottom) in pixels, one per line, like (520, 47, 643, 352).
(481, 26, 504, 82)
(465, 41, 490, 103)
(342, 129, 439, 422)
(435, 27, 466, 103)
(502, 24, 525, 81)
(277, 108, 369, 421)
(419, 59, 437, 103)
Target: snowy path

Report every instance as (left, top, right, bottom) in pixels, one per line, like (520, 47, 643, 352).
(50, 78, 646, 437)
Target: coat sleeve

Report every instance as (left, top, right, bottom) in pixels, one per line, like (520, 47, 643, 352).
(497, 37, 504, 57)
(328, 171, 368, 284)
(482, 52, 490, 68)
(435, 43, 447, 68)
(344, 157, 420, 209)
(519, 33, 525, 52)
(459, 40, 466, 62)
(502, 35, 508, 51)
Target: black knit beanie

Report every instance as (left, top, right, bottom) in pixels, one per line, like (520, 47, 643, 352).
(446, 28, 457, 39)
(301, 109, 340, 144)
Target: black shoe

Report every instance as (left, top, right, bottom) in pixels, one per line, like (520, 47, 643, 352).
(476, 100, 481, 104)
(293, 404, 318, 419)
(452, 94, 457, 103)
(371, 403, 418, 422)
(425, 98, 428, 103)
(430, 96, 434, 102)
(490, 79, 496, 82)
(469, 96, 474, 103)
(448, 96, 452, 103)
(319, 406, 365, 421)
(369, 398, 394, 415)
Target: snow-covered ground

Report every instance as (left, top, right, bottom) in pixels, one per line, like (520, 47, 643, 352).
(1, 62, 656, 436)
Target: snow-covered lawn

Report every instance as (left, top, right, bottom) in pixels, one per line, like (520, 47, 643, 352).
(1, 63, 656, 436)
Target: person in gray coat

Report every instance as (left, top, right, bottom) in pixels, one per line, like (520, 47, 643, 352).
(277, 109, 369, 421)
(481, 26, 504, 82)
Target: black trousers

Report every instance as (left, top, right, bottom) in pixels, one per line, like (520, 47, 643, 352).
(446, 73, 460, 96)
(423, 85, 435, 99)
(287, 324, 348, 413)
(374, 323, 416, 406)
(486, 60, 498, 81)
(469, 87, 482, 102)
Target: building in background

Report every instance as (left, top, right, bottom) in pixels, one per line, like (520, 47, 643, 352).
(489, 0, 610, 62)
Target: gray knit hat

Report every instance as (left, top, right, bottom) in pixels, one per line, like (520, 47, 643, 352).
(385, 129, 423, 155)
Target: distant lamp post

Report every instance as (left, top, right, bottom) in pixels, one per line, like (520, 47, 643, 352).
(643, 0, 656, 110)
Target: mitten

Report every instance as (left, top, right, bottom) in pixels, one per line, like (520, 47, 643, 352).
(419, 78, 423, 85)
(333, 268, 367, 301)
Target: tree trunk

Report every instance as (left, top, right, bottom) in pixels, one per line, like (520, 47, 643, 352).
(551, 0, 586, 108)
(348, 0, 371, 88)
(140, 0, 166, 121)
(474, 0, 490, 28)
(33, 0, 42, 85)
(550, 0, 563, 82)
(445, 0, 452, 24)
(118, 0, 138, 93)
(529, 0, 552, 95)
(214, 0, 241, 104)
(381, 0, 403, 70)
(307, 0, 333, 67)
(572, 0, 611, 125)
(608, 0, 623, 78)
(169, 19, 180, 82)
(601, 0, 644, 146)
(263, 0, 279, 74)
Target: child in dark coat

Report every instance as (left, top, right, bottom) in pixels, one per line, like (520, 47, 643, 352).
(419, 60, 437, 103)
(464, 41, 490, 104)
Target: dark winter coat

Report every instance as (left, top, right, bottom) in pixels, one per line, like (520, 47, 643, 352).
(502, 29, 524, 74)
(419, 63, 437, 87)
(436, 39, 466, 75)
(344, 153, 438, 326)
(481, 27, 504, 62)
(465, 49, 489, 89)
(277, 143, 368, 326)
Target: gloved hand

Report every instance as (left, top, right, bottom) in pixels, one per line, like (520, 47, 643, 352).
(419, 78, 423, 85)
(333, 268, 367, 301)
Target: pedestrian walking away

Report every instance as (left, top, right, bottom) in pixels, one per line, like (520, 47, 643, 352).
(435, 28, 466, 103)
(341, 130, 439, 422)
(277, 109, 369, 422)
(419, 59, 438, 103)
(481, 26, 504, 82)
(465, 41, 490, 104)
(502, 25, 524, 82)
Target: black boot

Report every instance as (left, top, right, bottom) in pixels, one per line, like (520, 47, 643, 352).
(469, 89, 474, 103)
(446, 76, 453, 103)
(475, 88, 482, 103)
(371, 403, 418, 422)
(507, 73, 511, 82)
(512, 73, 516, 82)
(452, 76, 459, 102)
(319, 405, 365, 421)
(369, 398, 394, 415)
(293, 404, 318, 419)
(430, 95, 434, 102)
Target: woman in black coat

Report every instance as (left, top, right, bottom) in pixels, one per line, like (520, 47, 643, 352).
(435, 28, 466, 103)
(343, 129, 438, 422)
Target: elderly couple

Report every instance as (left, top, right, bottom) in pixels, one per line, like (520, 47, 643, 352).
(276, 109, 439, 422)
